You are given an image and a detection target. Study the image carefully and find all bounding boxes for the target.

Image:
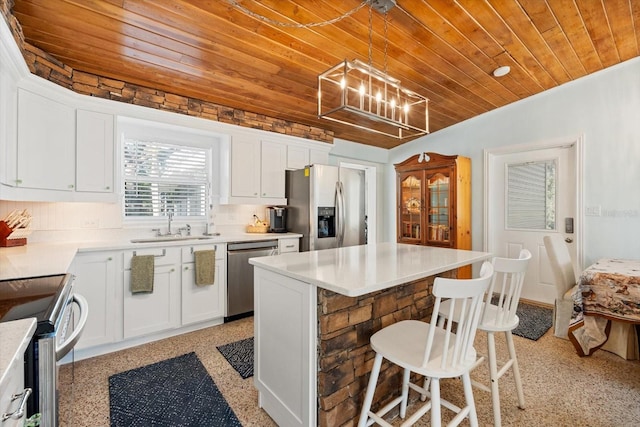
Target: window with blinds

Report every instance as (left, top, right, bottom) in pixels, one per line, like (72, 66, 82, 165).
(123, 139, 209, 218)
(506, 159, 556, 230)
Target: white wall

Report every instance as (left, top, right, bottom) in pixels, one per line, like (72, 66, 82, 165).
(387, 57, 640, 266)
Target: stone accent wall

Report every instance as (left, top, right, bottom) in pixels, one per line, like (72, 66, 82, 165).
(316, 269, 456, 427)
(0, 2, 333, 144)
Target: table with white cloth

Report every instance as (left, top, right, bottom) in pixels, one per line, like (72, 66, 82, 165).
(568, 258, 640, 358)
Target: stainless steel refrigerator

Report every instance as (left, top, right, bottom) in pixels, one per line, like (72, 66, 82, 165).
(286, 164, 366, 251)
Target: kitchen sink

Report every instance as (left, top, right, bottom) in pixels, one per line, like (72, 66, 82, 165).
(130, 234, 220, 243)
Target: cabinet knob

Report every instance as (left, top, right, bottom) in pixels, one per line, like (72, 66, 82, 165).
(68, 184, 75, 189)
(170, 268, 175, 272)
(15, 179, 22, 184)
(105, 186, 110, 190)
(107, 257, 113, 261)
(184, 266, 189, 271)
(254, 192, 258, 196)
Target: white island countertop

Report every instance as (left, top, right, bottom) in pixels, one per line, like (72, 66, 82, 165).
(249, 242, 492, 297)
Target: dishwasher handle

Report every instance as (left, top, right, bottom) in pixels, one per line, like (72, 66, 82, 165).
(228, 240, 279, 251)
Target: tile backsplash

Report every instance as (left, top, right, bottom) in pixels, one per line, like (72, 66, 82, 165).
(0, 200, 271, 243)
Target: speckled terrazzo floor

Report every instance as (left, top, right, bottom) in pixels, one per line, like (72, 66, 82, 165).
(59, 318, 640, 426)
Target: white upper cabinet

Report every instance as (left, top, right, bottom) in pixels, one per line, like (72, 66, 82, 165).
(230, 131, 261, 198)
(220, 127, 331, 205)
(17, 88, 75, 191)
(224, 130, 287, 204)
(287, 144, 309, 170)
(261, 139, 287, 198)
(76, 109, 114, 193)
(310, 148, 329, 166)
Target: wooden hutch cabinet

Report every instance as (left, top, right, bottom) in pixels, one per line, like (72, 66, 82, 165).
(395, 152, 472, 277)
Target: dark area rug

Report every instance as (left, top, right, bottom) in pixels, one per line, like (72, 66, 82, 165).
(217, 337, 254, 379)
(513, 302, 553, 341)
(109, 352, 241, 427)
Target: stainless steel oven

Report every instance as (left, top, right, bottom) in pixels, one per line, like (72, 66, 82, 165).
(0, 273, 88, 427)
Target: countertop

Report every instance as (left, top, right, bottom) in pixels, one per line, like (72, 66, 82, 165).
(0, 318, 36, 389)
(249, 242, 492, 297)
(0, 232, 301, 281)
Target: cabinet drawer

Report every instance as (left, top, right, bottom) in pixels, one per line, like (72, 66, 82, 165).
(0, 353, 27, 427)
(123, 247, 181, 269)
(181, 243, 225, 263)
(278, 238, 300, 253)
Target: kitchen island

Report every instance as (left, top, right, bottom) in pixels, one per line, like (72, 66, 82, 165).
(249, 242, 491, 427)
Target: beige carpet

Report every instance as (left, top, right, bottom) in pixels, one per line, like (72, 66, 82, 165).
(59, 317, 640, 426)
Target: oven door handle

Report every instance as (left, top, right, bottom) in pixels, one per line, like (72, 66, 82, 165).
(56, 294, 89, 361)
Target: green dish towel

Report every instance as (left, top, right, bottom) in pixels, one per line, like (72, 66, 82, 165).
(195, 249, 216, 286)
(131, 255, 154, 293)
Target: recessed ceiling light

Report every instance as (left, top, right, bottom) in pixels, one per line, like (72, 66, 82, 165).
(493, 66, 511, 77)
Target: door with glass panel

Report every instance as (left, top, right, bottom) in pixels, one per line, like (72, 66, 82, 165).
(397, 170, 424, 243)
(426, 169, 452, 246)
(487, 144, 578, 304)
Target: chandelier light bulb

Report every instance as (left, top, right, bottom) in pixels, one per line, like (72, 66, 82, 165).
(340, 77, 346, 89)
(375, 91, 382, 102)
(403, 103, 410, 113)
(359, 83, 366, 96)
(390, 98, 396, 108)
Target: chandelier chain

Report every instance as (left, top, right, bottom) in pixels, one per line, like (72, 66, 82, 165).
(227, 0, 370, 28)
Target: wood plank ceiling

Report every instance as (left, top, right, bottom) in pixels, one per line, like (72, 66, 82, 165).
(10, 0, 640, 149)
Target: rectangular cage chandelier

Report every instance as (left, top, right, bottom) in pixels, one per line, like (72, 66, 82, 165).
(318, 59, 429, 139)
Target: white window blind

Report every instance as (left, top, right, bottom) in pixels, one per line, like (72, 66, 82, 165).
(506, 160, 556, 230)
(123, 139, 208, 218)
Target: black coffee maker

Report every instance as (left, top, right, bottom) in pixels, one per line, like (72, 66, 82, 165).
(268, 206, 288, 233)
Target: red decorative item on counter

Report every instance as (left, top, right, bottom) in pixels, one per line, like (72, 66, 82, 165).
(0, 220, 27, 247)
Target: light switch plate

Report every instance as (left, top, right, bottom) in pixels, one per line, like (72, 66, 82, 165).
(585, 206, 601, 216)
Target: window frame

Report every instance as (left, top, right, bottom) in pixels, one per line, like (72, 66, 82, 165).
(118, 117, 219, 226)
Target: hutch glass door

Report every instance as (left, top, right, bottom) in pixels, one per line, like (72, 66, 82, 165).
(399, 172, 422, 241)
(427, 172, 450, 245)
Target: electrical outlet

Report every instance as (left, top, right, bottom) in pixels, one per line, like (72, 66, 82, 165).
(81, 219, 99, 228)
(585, 206, 601, 217)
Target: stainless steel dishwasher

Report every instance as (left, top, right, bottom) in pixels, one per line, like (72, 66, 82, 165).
(226, 239, 278, 321)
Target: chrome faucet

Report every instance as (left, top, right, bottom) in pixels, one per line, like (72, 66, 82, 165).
(167, 211, 174, 235)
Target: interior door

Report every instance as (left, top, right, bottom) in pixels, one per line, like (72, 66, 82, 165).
(487, 143, 578, 304)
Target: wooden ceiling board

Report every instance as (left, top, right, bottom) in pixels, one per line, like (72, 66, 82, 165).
(575, 0, 621, 68)
(602, 0, 638, 61)
(10, 0, 640, 148)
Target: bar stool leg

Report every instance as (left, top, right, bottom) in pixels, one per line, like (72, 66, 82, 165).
(487, 331, 502, 427)
(400, 368, 410, 418)
(505, 330, 525, 408)
(357, 353, 383, 427)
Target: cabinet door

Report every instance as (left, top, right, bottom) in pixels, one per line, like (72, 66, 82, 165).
(309, 149, 329, 165)
(16, 88, 75, 190)
(181, 244, 226, 325)
(261, 140, 286, 198)
(426, 169, 453, 247)
(397, 171, 424, 244)
(231, 133, 260, 197)
(287, 145, 309, 170)
(123, 248, 180, 339)
(76, 109, 114, 192)
(70, 252, 118, 349)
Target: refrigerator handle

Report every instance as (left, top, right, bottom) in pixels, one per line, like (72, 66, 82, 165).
(336, 181, 345, 247)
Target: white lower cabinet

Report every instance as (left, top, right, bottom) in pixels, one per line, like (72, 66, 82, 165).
(181, 244, 226, 325)
(278, 237, 300, 254)
(69, 251, 119, 350)
(123, 247, 181, 339)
